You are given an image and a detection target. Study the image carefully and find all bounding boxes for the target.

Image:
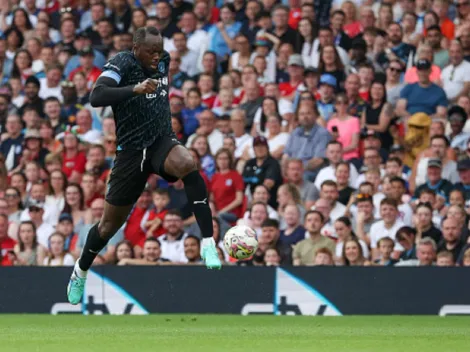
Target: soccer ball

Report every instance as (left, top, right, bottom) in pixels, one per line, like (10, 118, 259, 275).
(223, 225, 258, 260)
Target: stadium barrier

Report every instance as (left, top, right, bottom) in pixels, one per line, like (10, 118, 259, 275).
(1, 266, 469, 315)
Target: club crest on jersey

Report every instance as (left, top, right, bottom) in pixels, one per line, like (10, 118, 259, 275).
(158, 62, 165, 73)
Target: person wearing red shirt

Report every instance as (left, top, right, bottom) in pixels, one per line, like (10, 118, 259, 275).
(198, 73, 217, 108)
(0, 214, 16, 266)
(143, 189, 170, 238)
(211, 149, 244, 224)
(68, 47, 102, 90)
(124, 190, 152, 250)
(62, 133, 87, 183)
(279, 54, 305, 98)
(288, 0, 301, 29)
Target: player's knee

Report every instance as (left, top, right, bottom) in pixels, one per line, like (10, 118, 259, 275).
(98, 219, 119, 240)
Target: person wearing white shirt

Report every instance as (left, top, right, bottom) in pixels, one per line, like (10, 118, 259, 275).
(369, 198, 405, 260)
(317, 180, 346, 222)
(27, 202, 55, 248)
(159, 211, 189, 263)
(185, 110, 224, 154)
(441, 40, 470, 102)
(315, 141, 360, 190)
(171, 32, 201, 77)
(230, 109, 253, 159)
(390, 177, 413, 226)
(309, 27, 350, 69)
(39, 64, 64, 101)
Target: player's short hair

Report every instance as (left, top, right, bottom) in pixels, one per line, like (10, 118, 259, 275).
(261, 219, 279, 229)
(134, 26, 162, 45)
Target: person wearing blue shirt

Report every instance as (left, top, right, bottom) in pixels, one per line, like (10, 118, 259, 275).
(283, 101, 331, 181)
(396, 59, 448, 119)
(207, 4, 242, 63)
(181, 87, 204, 136)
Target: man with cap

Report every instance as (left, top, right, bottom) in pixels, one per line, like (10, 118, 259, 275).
(396, 59, 448, 120)
(56, 213, 79, 257)
(278, 54, 305, 98)
(316, 74, 337, 123)
(448, 105, 470, 152)
(242, 136, 283, 208)
(68, 46, 102, 89)
(19, 76, 44, 118)
(414, 158, 454, 201)
(454, 159, 470, 202)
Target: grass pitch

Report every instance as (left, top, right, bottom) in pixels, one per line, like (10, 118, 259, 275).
(0, 315, 469, 352)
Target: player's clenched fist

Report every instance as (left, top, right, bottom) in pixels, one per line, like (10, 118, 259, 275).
(133, 79, 159, 94)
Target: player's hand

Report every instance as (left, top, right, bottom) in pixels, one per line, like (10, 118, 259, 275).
(133, 79, 159, 95)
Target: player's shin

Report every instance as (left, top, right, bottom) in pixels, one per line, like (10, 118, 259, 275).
(182, 170, 214, 245)
(78, 223, 109, 273)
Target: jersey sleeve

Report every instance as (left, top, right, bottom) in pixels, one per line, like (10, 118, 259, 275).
(100, 52, 133, 85)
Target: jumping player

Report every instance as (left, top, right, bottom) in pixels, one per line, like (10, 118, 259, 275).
(67, 27, 221, 305)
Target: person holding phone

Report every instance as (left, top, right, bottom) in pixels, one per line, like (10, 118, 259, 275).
(326, 93, 361, 160)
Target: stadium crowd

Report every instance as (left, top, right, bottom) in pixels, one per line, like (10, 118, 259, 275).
(1, 0, 470, 268)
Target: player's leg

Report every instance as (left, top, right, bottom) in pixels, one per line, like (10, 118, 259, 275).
(67, 149, 149, 304)
(152, 142, 221, 269)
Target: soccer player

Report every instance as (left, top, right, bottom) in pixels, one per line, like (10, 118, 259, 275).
(67, 27, 221, 305)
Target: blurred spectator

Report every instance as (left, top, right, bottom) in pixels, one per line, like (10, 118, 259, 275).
(159, 210, 189, 263)
(42, 232, 74, 266)
(13, 221, 46, 266)
(0, 213, 16, 266)
(341, 237, 367, 266)
(436, 250, 455, 266)
(395, 237, 437, 266)
(119, 238, 169, 265)
(184, 235, 202, 264)
(374, 237, 398, 266)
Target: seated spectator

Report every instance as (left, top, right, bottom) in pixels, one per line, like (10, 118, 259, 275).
(185, 110, 223, 155)
(26, 200, 54, 248)
(264, 247, 281, 266)
(327, 94, 360, 160)
(369, 198, 405, 260)
(462, 248, 470, 267)
(239, 201, 269, 236)
(119, 238, 170, 265)
(414, 158, 453, 202)
(285, 158, 319, 209)
(437, 218, 465, 262)
(447, 105, 470, 153)
(5, 187, 23, 225)
(279, 204, 305, 246)
(159, 210, 189, 263)
(395, 237, 437, 266)
(42, 232, 75, 266)
(0, 213, 17, 266)
(181, 88, 204, 136)
(143, 189, 170, 238)
(190, 134, 215, 180)
(352, 194, 377, 247)
(453, 159, 470, 201)
(441, 41, 470, 102)
(183, 235, 203, 265)
(61, 133, 87, 183)
(56, 213, 78, 258)
(404, 43, 442, 84)
(259, 219, 292, 265)
(293, 210, 335, 266)
(242, 136, 282, 208)
(436, 250, 455, 266)
(230, 109, 253, 160)
(340, 238, 367, 266)
(242, 185, 279, 221)
(313, 247, 335, 266)
(283, 101, 331, 181)
(374, 237, 398, 266)
(276, 183, 306, 231)
(334, 216, 369, 262)
(318, 180, 346, 222)
(396, 59, 448, 120)
(113, 240, 135, 265)
(389, 177, 413, 225)
(415, 202, 443, 244)
(396, 226, 418, 261)
(13, 221, 47, 266)
(211, 149, 244, 224)
(336, 162, 356, 206)
(316, 74, 336, 124)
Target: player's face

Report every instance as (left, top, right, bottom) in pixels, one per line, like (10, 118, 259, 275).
(135, 34, 164, 72)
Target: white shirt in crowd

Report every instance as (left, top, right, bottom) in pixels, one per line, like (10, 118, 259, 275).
(43, 253, 75, 266)
(355, 168, 386, 189)
(415, 157, 460, 187)
(398, 203, 413, 226)
(315, 164, 360, 190)
(234, 133, 253, 159)
(441, 60, 470, 101)
(180, 49, 200, 77)
(369, 219, 405, 251)
(39, 78, 63, 102)
(186, 129, 224, 154)
(159, 233, 188, 263)
(247, 133, 290, 158)
(330, 202, 347, 222)
(336, 239, 370, 259)
(36, 222, 56, 248)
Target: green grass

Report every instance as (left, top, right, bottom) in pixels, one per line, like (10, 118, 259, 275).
(0, 315, 469, 352)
